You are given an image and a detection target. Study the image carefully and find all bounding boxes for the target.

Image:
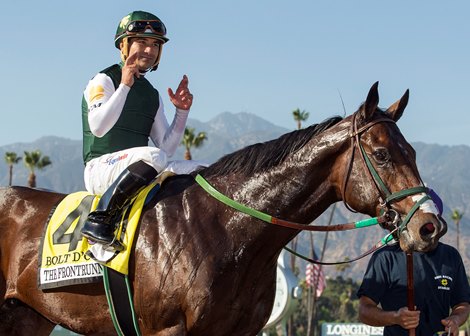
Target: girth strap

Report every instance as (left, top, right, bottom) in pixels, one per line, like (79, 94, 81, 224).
(103, 267, 141, 336)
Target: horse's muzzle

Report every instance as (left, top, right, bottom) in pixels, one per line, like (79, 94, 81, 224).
(399, 214, 447, 252)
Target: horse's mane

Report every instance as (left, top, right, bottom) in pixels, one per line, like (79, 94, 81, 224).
(201, 116, 343, 177)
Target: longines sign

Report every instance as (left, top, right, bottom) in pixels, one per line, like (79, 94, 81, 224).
(322, 323, 383, 336)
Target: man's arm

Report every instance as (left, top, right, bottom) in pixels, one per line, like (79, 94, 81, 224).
(358, 296, 420, 330)
(150, 75, 192, 156)
(441, 302, 470, 336)
(86, 76, 130, 137)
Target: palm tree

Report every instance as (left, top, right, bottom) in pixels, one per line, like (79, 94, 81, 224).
(292, 108, 310, 130)
(181, 127, 208, 160)
(451, 209, 464, 253)
(23, 150, 52, 188)
(4, 152, 22, 186)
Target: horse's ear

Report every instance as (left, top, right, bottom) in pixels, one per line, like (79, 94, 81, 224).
(359, 82, 379, 122)
(386, 89, 409, 122)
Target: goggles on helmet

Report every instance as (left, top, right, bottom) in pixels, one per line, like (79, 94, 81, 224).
(126, 20, 167, 36)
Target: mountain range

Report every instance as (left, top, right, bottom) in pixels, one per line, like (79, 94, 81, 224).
(1, 112, 469, 281)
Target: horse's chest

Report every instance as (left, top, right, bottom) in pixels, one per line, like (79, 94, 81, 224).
(187, 270, 274, 334)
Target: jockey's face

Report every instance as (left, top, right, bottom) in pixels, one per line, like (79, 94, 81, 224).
(127, 37, 161, 71)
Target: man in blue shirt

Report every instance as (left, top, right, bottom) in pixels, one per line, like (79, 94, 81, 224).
(357, 242, 470, 335)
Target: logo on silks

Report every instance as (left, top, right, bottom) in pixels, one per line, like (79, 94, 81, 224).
(106, 153, 128, 166)
(88, 85, 105, 103)
(434, 274, 452, 291)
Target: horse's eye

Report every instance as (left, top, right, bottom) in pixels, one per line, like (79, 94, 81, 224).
(372, 148, 390, 164)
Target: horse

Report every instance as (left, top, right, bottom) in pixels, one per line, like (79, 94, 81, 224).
(0, 82, 447, 335)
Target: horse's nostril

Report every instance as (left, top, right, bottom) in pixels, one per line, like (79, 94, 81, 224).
(420, 222, 435, 236)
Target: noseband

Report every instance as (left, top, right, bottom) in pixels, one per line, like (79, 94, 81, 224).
(342, 113, 432, 237)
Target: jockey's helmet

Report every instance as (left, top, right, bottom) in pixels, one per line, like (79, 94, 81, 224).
(114, 11, 169, 71)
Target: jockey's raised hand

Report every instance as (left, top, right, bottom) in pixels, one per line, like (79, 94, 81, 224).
(121, 52, 140, 87)
(168, 75, 193, 110)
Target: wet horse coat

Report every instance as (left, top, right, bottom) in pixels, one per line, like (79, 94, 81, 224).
(0, 83, 446, 335)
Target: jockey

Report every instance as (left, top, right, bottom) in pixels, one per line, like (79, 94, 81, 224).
(81, 10, 193, 251)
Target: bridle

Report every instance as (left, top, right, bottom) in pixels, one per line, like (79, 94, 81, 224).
(346, 112, 423, 336)
(194, 111, 435, 264)
(342, 112, 432, 238)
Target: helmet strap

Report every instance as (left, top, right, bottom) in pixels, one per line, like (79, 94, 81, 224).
(150, 44, 163, 71)
(120, 37, 129, 63)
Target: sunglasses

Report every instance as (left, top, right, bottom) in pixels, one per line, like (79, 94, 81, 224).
(126, 20, 167, 36)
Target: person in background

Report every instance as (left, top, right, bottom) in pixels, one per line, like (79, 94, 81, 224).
(357, 241, 470, 336)
(80, 10, 193, 251)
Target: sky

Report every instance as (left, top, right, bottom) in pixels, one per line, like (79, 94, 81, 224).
(1, 1, 469, 147)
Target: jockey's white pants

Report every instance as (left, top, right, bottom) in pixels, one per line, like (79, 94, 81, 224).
(84, 146, 167, 194)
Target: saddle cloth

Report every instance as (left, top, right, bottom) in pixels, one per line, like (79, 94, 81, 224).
(38, 181, 158, 290)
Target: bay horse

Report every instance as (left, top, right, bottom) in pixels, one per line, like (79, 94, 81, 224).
(0, 82, 446, 335)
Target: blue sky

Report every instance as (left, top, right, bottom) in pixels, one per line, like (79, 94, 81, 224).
(1, 1, 469, 147)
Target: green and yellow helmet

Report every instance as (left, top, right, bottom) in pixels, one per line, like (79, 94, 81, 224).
(115, 11, 169, 71)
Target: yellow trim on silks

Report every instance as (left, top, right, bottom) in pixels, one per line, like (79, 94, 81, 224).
(89, 85, 105, 103)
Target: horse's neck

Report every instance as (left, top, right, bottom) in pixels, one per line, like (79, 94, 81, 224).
(210, 123, 350, 253)
(241, 126, 348, 220)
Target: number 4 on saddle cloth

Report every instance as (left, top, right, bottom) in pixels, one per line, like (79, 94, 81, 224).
(37, 162, 202, 291)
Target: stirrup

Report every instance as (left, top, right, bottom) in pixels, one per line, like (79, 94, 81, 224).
(83, 234, 125, 252)
(106, 237, 125, 252)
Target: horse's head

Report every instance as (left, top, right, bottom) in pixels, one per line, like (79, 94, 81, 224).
(339, 82, 447, 252)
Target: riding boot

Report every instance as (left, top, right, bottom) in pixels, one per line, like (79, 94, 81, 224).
(81, 160, 158, 251)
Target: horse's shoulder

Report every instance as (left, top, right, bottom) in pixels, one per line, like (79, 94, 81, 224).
(139, 175, 198, 231)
